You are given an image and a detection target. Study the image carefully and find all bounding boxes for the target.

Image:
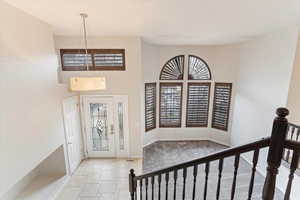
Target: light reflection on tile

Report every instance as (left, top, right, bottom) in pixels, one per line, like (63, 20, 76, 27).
(55, 158, 141, 200)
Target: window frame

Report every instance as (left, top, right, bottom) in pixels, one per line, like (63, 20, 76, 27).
(60, 49, 126, 71)
(186, 82, 211, 128)
(211, 82, 233, 131)
(159, 82, 183, 128)
(145, 83, 157, 132)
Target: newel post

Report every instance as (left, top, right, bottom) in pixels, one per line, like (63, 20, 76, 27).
(262, 108, 289, 200)
(129, 169, 136, 200)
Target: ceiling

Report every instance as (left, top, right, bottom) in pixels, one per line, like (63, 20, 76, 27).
(4, 0, 300, 45)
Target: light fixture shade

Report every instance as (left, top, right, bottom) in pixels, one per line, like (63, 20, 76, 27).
(70, 77, 106, 91)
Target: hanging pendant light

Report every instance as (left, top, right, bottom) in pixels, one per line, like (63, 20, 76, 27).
(80, 13, 89, 71)
(70, 13, 106, 92)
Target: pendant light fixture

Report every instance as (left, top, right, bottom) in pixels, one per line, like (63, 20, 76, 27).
(80, 13, 89, 71)
(70, 13, 106, 92)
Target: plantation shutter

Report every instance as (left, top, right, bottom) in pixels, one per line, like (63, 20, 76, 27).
(160, 55, 185, 80)
(212, 83, 232, 131)
(61, 50, 92, 71)
(60, 49, 125, 71)
(92, 49, 125, 70)
(188, 55, 211, 80)
(159, 83, 183, 127)
(186, 83, 211, 127)
(145, 83, 157, 132)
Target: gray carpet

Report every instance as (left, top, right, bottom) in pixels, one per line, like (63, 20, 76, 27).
(141, 141, 283, 200)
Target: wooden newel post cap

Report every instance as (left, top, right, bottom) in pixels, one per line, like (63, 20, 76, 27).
(130, 169, 135, 174)
(276, 107, 289, 118)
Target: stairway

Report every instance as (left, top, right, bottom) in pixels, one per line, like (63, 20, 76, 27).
(129, 108, 300, 200)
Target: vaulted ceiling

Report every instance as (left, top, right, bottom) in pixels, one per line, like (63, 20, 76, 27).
(4, 0, 300, 45)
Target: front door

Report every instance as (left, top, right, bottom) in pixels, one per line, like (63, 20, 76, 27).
(84, 97, 115, 157)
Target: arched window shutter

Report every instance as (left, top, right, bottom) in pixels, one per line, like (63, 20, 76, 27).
(188, 55, 211, 80)
(160, 55, 185, 80)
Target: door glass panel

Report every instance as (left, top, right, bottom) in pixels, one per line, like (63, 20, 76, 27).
(90, 103, 109, 151)
(118, 102, 125, 150)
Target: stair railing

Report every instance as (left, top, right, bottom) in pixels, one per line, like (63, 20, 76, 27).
(129, 108, 300, 200)
(283, 122, 300, 168)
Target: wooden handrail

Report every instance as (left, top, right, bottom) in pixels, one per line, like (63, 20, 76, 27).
(283, 122, 300, 168)
(129, 108, 300, 200)
(134, 137, 270, 180)
(284, 140, 300, 152)
(289, 122, 300, 129)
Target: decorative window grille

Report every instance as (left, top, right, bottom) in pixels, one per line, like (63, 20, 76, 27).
(89, 103, 109, 151)
(212, 83, 232, 131)
(188, 55, 211, 80)
(159, 55, 184, 80)
(118, 102, 125, 150)
(60, 49, 125, 71)
(186, 83, 211, 127)
(159, 83, 183, 127)
(145, 83, 157, 131)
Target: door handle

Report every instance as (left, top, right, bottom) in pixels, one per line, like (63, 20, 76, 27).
(68, 142, 73, 145)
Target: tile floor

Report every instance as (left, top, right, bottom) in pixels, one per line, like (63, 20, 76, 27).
(56, 159, 142, 200)
(56, 141, 283, 200)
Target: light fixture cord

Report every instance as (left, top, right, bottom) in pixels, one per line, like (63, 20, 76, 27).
(81, 14, 89, 71)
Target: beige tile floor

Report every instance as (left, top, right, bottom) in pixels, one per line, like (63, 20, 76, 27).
(56, 159, 142, 200)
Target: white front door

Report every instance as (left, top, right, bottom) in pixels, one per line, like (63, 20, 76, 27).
(63, 97, 82, 174)
(82, 95, 130, 158)
(84, 97, 116, 157)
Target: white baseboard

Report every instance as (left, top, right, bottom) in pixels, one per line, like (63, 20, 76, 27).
(143, 138, 230, 148)
(129, 155, 143, 159)
(51, 175, 71, 200)
(207, 138, 230, 147)
(0, 169, 39, 200)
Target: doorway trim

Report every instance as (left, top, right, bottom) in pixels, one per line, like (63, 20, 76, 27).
(80, 95, 130, 158)
(62, 96, 83, 175)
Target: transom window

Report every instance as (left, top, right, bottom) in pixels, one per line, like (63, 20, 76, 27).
(60, 49, 125, 71)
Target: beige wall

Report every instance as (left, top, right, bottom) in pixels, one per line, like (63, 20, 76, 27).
(142, 42, 239, 146)
(0, 0, 66, 196)
(54, 36, 143, 157)
(287, 34, 300, 124)
(230, 28, 299, 200)
(231, 28, 298, 146)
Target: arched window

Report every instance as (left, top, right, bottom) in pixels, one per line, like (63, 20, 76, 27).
(158, 54, 213, 128)
(159, 55, 184, 80)
(188, 55, 211, 80)
(145, 54, 232, 132)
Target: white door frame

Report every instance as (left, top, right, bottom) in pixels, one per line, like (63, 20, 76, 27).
(62, 96, 83, 175)
(80, 95, 130, 158)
